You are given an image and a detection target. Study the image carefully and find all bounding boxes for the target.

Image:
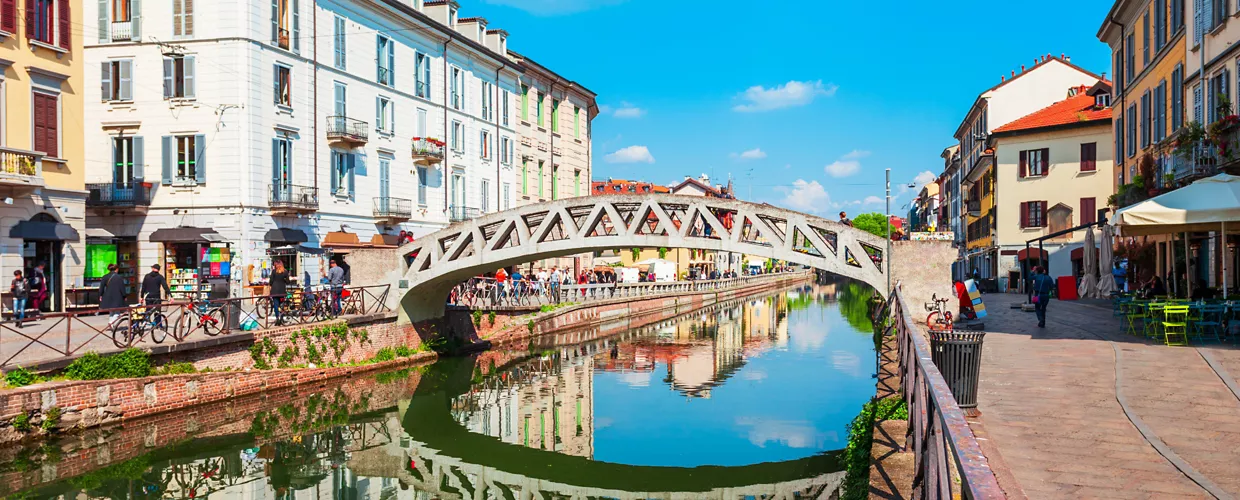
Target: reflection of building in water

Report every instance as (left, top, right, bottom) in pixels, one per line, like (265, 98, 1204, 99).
(453, 355, 595, 459)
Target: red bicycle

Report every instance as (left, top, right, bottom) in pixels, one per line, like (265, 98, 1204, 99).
(925, 294, 954, 332)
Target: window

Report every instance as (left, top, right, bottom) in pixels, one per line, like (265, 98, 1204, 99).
(173, 0, 193, 37)
(1154, 0, 1166, 50)
(1155, 81, 1166, 142)
(502, 90, 510, 126)
(111, 0, 130, 21)
(30, 0, 61, 46)
(417, 165, 428, 205)
(451, 120, 463, 152)
(377, 35, 394, 86)
(1019, 148, 1049, 177)
(274, 64, 292, 107)
(481, 179, 490, 212)
(521, 160, 528, 194)
(481, 82, 492, 121)
(536, 91, 543, 126)
(333, 16, 346, 70)
(1140, 90, 1150, 147)
(1193, 82, 1203, 124)
(330, 150, 354, 197)
(112, 136, 138, 185)
(551, 165, 559, 199)
(1208, 70, 1231, 122)
(1095, 93, 1111, 108)
(574, 107, 580, 138)
(1171, 0, 1183, 31)
(1125, 33, 1135, 84)
(480, 129, 491, 159)
(520, 84, 529, 121)
(1142, 12, 1150, 65)
(101, 60, 133, 102)
(449, 6, 457, 26)
(574, 170, 581, 197)
(271, 0, 298, 52)
(1081, 197, 1097, 225)
(32, 92, 58, 158)
(1080, 143, 1097, 172)
(273, 137, 293, 187)
(415, 52, 431, 98)
(1172, 64, 1184, 130)
(1114, 49, 1125, 94)
(503, 182, 510, 210)
(1020, 201, 1046, 228)
(1115, 117, 1124, 168)
(450, 67, 464, 110)
(500, 136, 511, 165)
(551, 99, 560, 133)
(162, 56, 196, 99)
(333, 82, 346, 116)
(171, 135, 200, 184)
(537, 160, 544, 197)
(376, 96, 393, 134)
(1126, 104, 1137, 158)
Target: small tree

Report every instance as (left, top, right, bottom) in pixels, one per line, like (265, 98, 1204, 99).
(852, 213, 895, 239)
(630, 248, 641, 261)
(658, 247, 669, 259)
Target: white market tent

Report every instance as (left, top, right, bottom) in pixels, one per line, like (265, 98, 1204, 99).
(1112, 173, 1240, 294)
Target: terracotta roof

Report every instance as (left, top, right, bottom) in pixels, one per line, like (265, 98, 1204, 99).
(992, 86, 1112, 134)
(591, 180, 670, 194)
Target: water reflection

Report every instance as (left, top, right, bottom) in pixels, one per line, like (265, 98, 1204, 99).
(3, 281, 871, 499)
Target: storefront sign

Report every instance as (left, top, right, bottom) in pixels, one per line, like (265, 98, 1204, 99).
(910, 232, 955, 241)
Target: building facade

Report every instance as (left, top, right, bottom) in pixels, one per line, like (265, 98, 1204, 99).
(991, 83, 1116, 284)
(0, 0, 86, 313)
(82, 0, 592, 299)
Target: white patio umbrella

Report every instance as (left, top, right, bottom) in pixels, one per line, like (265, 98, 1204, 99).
(1078, 227, 1098, 299)
(1098, 224, 1117, 296)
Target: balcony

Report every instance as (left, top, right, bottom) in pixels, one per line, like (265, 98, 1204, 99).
(449, 205, 480, 223)
(966, 200, 981, 217)
(110, 21, 133, 41)
(374, 197, 413, 222)
(378, 66, 393, 87)
(327, 116, 368, 145)
(269, 184, 319, 214)
(86, 182, 152, 211)
(0, 147, 44, 190)
(1161, 144, 1219, 187)
(412, 138, 445, 166)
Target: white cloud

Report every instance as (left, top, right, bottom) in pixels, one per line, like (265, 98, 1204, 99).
(613, 102, 645, 118)
(598, 104, 614, 115)
(605, 145, 655, 164)
(841, 150, 871, 160)
(863, 195, 884, 205)
(731, 148, 767, 160)
(913, 170, 938, 187)
(733, 80, 838, 112)
(780, 179, 831, 213)
(481, 0, 626, 16)
(824, 160, 861, 178)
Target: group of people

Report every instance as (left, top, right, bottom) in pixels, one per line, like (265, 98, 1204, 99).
(8, 263, 49, 328)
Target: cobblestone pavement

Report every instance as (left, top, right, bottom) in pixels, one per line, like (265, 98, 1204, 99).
(974, 293, 1240, 499)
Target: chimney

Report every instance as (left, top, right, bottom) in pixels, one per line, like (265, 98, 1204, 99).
(1012, 70, 1016, 77)
(1021, 65, 1025, 73)
(1102, 72, 1107, 80)
(1061, 53, 1065, 59)
(1001, 75, 1006, 82)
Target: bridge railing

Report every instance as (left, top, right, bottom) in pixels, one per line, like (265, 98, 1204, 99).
(890, 284, 1004, 499)
(447, 271, 809, 309)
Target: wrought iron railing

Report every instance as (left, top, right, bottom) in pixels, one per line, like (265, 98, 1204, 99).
(378, 66, 392, 86)
(1162, 143, 1219, 185)
(327, 116, 369, 143)
(269, 184, 319, 210)
(890, 285, 1004, 499)
(412, 138, 445, 160)
(449, 205, 481, 223)
(110, 21, 133, 41)
(86, 182, 152, 207)
(0, 147, 43, 182)
(374, 197, 412, 219)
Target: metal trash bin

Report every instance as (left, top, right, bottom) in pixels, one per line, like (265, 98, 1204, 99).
(929, 330, 986, 408)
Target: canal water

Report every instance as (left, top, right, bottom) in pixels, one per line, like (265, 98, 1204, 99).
(3, 280, 877, 499)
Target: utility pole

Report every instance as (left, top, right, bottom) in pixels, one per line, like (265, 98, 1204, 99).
(886, 169, 892, 295)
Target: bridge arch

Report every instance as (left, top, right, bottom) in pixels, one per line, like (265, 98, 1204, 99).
(397, 194, 888, 321)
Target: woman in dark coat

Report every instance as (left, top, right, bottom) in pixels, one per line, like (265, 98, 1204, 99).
(99, 264, 128, 313)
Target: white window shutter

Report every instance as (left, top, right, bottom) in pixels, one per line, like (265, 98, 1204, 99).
(131, 0, 142, 39)
(163, 58, 174, 98)
(97, 0, 108, 43)
(292, 0, 300, 53)
(184, 56, 196, 98)
(119, 60, 132, 101)
(100, 62, 112, 101)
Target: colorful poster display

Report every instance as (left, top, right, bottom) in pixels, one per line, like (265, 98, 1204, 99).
(85, 244, 117, 279)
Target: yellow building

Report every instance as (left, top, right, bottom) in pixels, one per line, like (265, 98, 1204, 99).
(1098, 0, 1186, 190)
(0, 0, 86, 314)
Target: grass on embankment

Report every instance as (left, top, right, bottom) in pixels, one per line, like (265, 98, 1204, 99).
(841, 397, 909, 500)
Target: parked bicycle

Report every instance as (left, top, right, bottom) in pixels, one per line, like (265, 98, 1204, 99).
(110, 304, 170, 348)
(182, 299, 226, 338)
(925, 293, 954, 332)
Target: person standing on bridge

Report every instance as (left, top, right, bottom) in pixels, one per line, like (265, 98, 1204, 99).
(839, 211, 852, 227)
(327, 260, 346, 316)
(550, 267, 563, 303)
(1031, 266, 1055, 328)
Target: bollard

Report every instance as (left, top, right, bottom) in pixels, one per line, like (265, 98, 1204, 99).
(929, 330, 986, 408)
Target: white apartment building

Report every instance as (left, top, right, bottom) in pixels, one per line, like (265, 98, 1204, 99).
(84, 0, 524, 294)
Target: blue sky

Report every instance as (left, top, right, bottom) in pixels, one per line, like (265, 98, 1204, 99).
(476, 0, 1113, 216)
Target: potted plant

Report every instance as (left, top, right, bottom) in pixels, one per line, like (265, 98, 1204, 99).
(1163, 173, 1175, 188)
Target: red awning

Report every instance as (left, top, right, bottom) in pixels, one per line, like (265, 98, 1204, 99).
(1017, 248, 1049, 261)
(1070, 247, 1099, 260)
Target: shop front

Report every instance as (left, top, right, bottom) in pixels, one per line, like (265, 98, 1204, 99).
(246, 228, 324, 298)
(10, 213, 80, 313)
(83, 228, 141, 308)
(149, 227, 233, 302)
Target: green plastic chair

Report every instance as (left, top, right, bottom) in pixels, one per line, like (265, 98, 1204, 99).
(1125, 301, 1150, 337)
(1146, 303, 1167, 340)
(1163, 305, 1190, 346)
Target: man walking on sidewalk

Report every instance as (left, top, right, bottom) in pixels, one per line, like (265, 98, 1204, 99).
(1031, 266, 1055, 328)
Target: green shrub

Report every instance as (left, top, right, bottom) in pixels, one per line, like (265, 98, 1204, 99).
(374, 347, 396, 362)
(249, 344, 271, 370)
(471, 310, 483, 327)
(64, 349, 151, 380)
(527, 320, 536, 334)
(487, 311, 497, 326)
(12, 412, 31, 432)
(4, 367, 38, 388)
(41, 407, 61, 431)
(841, 397, 909, 499)
(394, 345, 413, 357)
(153, 362, 196, 376)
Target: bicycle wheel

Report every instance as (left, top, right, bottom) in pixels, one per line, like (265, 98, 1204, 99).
(926, 312, 945, 329)
(254, 298, 269, 319)
(200, 309, 224, 336)
(149, 313, 169, 344)
(110, 318, 134, 348)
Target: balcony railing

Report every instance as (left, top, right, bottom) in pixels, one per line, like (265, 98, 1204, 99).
(1161, 144, 1219, 186)
(378, 66, 392, 86)
(110, 21, 133, 41)
(86, 182, 152, 208)
(0, 147, 44, 187)
(277, 27, 290, 49)
(327, 116, 368, 144)
(966, 200, 981, 216)
(449, 205, 480, 223)
(374, 197, 413, 220)
(412, 138, 445, 165)
(269, 184, 319, 212)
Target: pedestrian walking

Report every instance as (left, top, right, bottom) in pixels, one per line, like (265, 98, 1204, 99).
(29, 262, 47, 317)
(327, 260, 346, 315)
(269, 260, 290, 324)
(99, 264, 127, 323)
(1031, 266, 1055, 328)
(141, 264, 171, 306)
(10, 270, 28, 327)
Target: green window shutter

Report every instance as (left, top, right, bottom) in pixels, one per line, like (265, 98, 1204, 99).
(521, 162, 527, 194)
(574, 107, 580, 138)
(552, 99, 559, 132)
(521, 85, 528, 121)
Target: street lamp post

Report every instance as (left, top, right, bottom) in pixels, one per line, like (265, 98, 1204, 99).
(886, 169, 892, 296)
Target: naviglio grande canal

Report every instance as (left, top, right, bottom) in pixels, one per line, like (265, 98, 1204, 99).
(3, 280, 878, 499)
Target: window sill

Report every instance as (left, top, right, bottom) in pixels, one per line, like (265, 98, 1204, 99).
(551, 132, 561, 138)
(167, 97, 197, 106)
(1078, 169, 1098, 175)
(574, 138, 583, 144)
(30, 40, 68, 55)
(171, 181, 199, 189)
(520, 120, 530, 126)
(105, 99, 135, 106)
(42, 157, 67, 166)
(331, 191, 351, 200)
(536, 127, 547, 133)
(276, 104, 294, 113)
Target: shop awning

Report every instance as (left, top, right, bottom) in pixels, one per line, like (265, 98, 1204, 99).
(267, 244, 326, 256)
(85, 228, 115, 240)
(150, 227, 221, 243)
(264, 228, 308, 243)
(370, 234, 400, 248)
(323, 231, 361, 247)
(1017, 248, 1049, 261)
(10, 220, 80, 241)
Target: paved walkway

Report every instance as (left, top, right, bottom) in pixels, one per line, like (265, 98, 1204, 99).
(975, 293, 1240, 499)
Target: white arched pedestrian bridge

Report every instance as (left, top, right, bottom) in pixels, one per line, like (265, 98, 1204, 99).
(397, 194, 888, 321)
